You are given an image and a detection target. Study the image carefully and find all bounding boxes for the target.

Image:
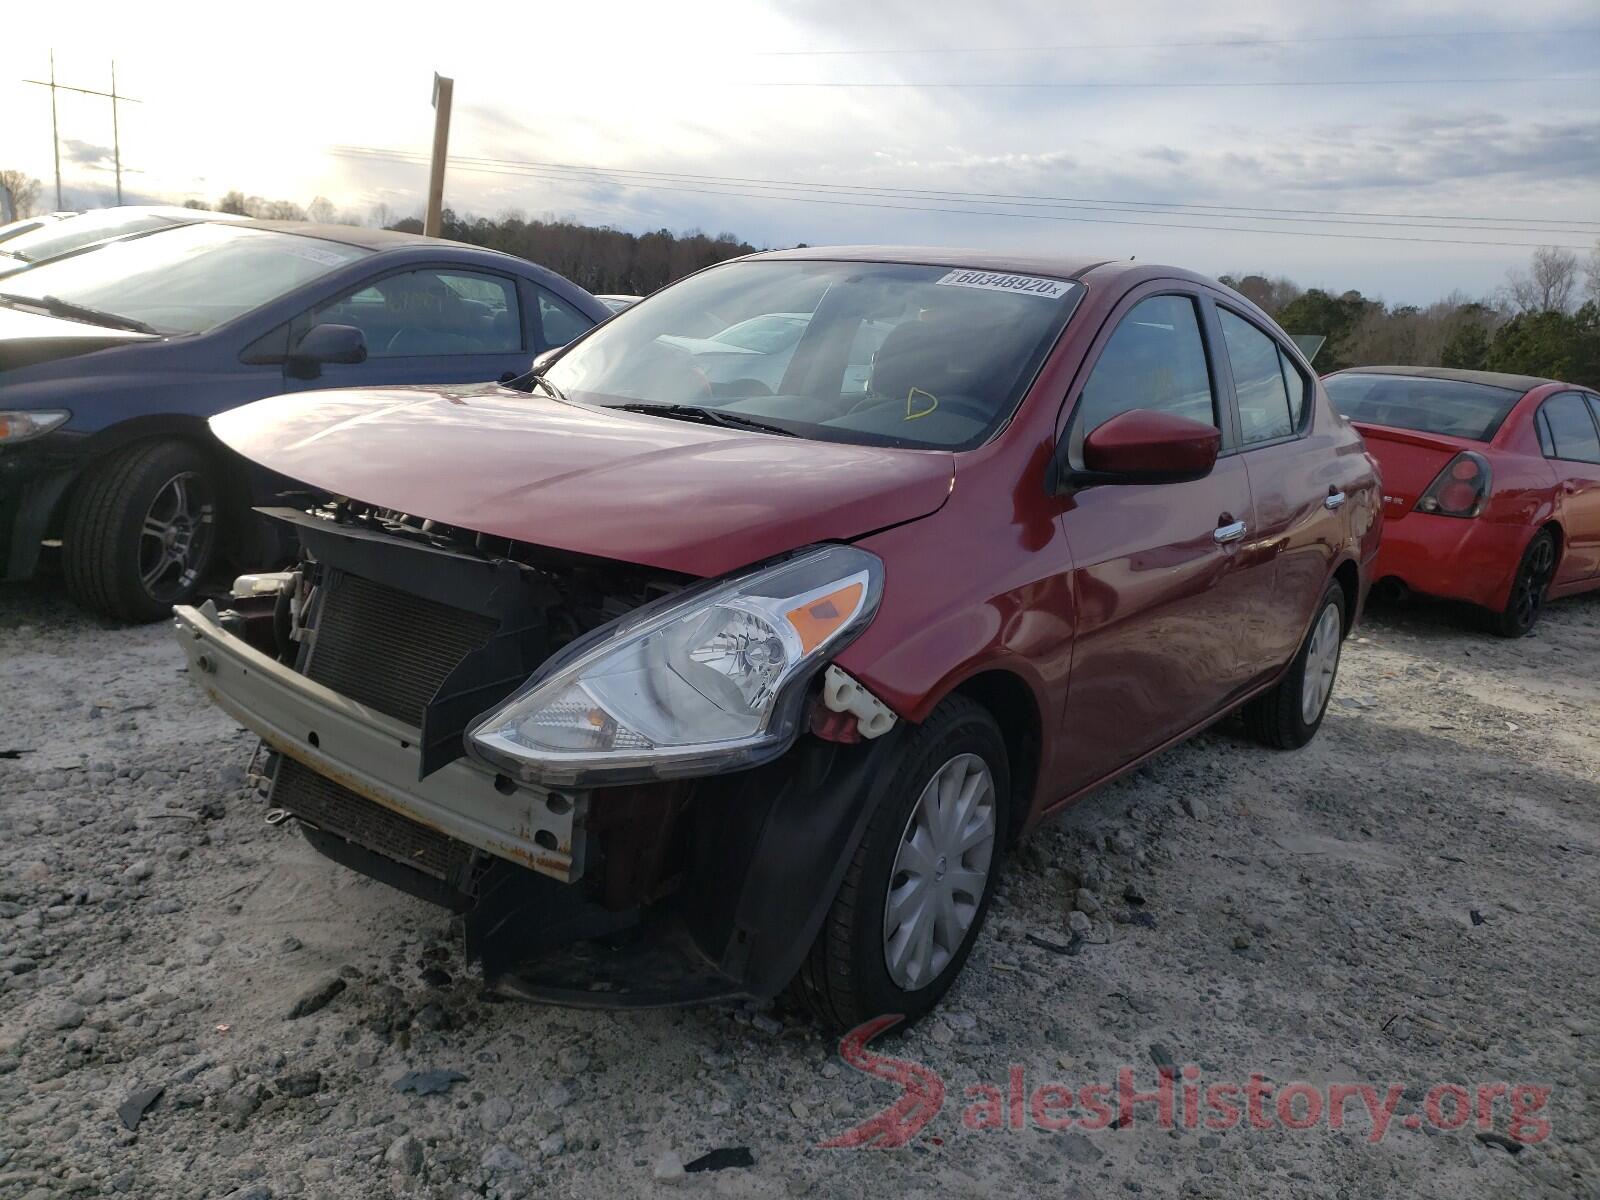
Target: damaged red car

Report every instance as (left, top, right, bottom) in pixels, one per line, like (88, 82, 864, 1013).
(177, 249, 1380, 1027)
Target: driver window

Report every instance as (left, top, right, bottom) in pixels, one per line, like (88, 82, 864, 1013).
(1074, 295, 1217, 437)
(308, 269, 522, 357)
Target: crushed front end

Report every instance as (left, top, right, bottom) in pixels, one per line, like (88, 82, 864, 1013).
(175, 502, 901, 1008)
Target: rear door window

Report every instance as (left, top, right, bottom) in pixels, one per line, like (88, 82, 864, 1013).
(1218, 309, 1301, 444)
(1074, 295, 1217, 435)
(1542, 392, 1600, 464)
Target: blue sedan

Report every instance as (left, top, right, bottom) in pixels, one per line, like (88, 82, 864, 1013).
(0, 220, 608, 619)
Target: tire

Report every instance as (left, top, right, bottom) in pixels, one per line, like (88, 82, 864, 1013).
(790, 695, 1009, 1031)
(1243, 582, 1346, 750)
(63, 440, 222, 623)
(1486, 531, 1556, 639)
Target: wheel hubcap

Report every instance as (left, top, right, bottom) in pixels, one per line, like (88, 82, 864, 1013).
(138, 471, 215, 602)
(1300, 602, 1342, 725)
(882, 753, 997, 991)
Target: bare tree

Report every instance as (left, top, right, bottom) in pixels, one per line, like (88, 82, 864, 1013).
(1503, 246, 1579, 314)
(1586, 240, 1600, 306)
(306, 196, 337, 224)
(368, 202, 392, 229)
(0, 170, 44, 219)
(217, 190, 249, 215)
(1219, 272, 1303, 315)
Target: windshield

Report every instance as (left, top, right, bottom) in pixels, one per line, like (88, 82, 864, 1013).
(543, 260, 1082, 450)
(1324, 373, 1524, 441)
(0, 209, 184, 264)
(2, 223, 370, 335)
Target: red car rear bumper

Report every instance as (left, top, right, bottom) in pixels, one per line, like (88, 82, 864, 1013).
(1372, 513, 1527, 612)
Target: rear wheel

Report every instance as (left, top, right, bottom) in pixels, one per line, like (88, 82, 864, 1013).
(63, 440, 221, 623)
(1243, 582, 1346, 750)
(1487, 531, 1556, 639)
(790, 696, 1008, 1031)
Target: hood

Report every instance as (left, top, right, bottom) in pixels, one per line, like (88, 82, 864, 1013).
(210, 384, 956, 578)
(0, 304, 158, 373)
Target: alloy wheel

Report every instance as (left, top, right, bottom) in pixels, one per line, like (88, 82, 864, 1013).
(882, 752, 997, 991)
(1510, 536, 1556, 630)
(138, 471, 216, 603)
(1300, 602, 1343, 725)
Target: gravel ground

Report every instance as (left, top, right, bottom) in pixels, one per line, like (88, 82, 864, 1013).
(1, 577, 1597, 1200)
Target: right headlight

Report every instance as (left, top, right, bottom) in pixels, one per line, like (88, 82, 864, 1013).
(466, 544, 884, 787)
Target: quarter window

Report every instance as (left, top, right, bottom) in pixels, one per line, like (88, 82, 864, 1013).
(1075, 295, 1217, 436)
(536, 290, 592, 350)
(1541, 393, 1600, 464)
(1219, 309, 1300, 444)
(309, 269, 522, 357)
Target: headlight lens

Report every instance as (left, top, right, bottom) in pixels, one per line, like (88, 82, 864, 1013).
(466, 544, 883, 786)
(0, 410, 70, 444)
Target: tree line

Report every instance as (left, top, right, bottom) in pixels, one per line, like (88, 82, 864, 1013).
(390, 209, 758, 296)
(5, 166, 1596, 384)
(1221, 244, 1600, 387)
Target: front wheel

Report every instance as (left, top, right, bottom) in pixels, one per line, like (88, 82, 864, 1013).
(63, 440, 221, 622)
(1487, 531, 1556, 639)
(789, 695, 1009, 1031)
(1243, 581, 1347, 750)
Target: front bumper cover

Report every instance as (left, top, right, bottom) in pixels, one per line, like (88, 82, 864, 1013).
(173, 601, 584, 882)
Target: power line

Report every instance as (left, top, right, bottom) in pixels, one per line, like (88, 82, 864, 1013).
(331, 147, 1600, 235)
(329, 147, 1596, 250)
(743, 75, 1595, 89)
(756, 28, 1600, 55)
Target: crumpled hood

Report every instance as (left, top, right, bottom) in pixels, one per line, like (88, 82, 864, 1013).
(0, 304, 158, 373)
(210, 383, 956, 577)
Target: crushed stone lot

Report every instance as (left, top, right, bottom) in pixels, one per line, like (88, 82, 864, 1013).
(1, 579, 1597, 1200)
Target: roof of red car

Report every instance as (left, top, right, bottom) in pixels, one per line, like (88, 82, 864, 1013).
(747, 244, 1116, 280)
(1333, 364, 1558, 393)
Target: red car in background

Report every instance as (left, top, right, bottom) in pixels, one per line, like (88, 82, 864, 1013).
(1324, 366, 1600, 636)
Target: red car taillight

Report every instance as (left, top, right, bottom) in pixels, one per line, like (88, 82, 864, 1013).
(1416, 451, 1492, 518)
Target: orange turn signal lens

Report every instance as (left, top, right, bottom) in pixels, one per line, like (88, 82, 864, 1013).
(786, 582, 865, 654)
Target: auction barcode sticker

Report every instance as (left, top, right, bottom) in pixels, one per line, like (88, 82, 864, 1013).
(934, 269, 1075, 299)
(280, 243, 357, 267)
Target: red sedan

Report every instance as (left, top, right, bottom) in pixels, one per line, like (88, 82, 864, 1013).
(179, 251, 1379, 1026)
(1324, 367, 1600, 636)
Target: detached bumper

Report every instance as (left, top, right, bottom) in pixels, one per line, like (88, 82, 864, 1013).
(172, 602, 583, 882)
(1372, 514, 1526, 612)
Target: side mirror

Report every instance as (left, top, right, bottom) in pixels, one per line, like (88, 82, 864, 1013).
(1053, 409, 1220, 491)
(287, 323, 367, 378)
(528, 347, 560, 374)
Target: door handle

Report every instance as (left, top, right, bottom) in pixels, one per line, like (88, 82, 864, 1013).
(1324, 490, 1347, 510)
(1214, 520, 1247, 544)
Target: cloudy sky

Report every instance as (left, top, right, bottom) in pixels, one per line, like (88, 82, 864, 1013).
(2, 0, 1595, 302)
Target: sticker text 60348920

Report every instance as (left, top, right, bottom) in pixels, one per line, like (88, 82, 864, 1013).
(933, 270, 1075, 300)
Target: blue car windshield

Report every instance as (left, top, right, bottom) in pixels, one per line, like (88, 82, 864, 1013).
(544, 260, 1083, 451)
(1, 223, 369, 335)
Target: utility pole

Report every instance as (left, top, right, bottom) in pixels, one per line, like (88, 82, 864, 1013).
(22, 53, 141, 209)
(424, 73, 453, 238)
(111, 61, 123, 204)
